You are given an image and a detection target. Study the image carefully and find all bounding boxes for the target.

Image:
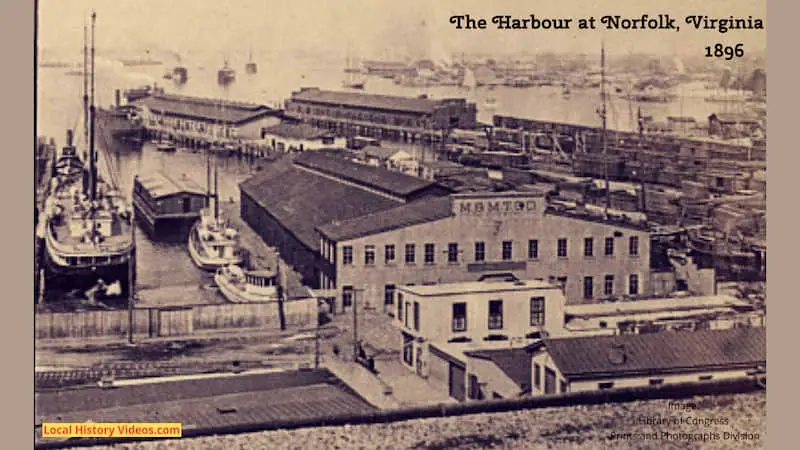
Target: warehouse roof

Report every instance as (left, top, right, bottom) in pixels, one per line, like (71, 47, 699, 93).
(465, 348, 533, 391)
(239, 163, 402, 251)
(262, 123, 333, 140)
(317, 196, 453, 242)
(538, 327, 765, 381)
(133, 94, 280, 125)
(135, 172, 207, 199)
(293, 152, 449, 201)
(289, 87, 458, 115)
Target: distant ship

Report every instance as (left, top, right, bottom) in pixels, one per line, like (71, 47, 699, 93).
(218, 59, 236, 86)
(341, 44, 365, 89)
(245, 50, 258, 74)
(120, 49, 162, 67)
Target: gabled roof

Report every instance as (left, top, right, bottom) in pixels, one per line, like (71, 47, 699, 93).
(541, 327, 765, 381)
(293, 151, 446, 200)
(135, 173, 207, 199)
(317, 196, 453, 242)
(465, 348, 532, 391)
(288, 88, 455, 115)
(362, 147, 412, 161)
(262, 123, 333, 140)
(239, 162, 401, 251)
(133, 94, 279, 125)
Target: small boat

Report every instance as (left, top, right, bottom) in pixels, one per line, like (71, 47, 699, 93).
(188, 208, 243, 270)
(156, 140, 176, 152)
(214, 265, 279, 303)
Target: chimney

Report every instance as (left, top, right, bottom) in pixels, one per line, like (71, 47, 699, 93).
(66, 129, 74, 147)
(115, 89, 121, 107)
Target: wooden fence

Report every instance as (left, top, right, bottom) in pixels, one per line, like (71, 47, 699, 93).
(35, 298, 317, 340)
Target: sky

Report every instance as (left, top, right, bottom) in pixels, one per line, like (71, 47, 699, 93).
(37, 0, 766, 60)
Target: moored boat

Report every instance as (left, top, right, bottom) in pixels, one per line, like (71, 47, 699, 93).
(214, 265, 279, 303)
(42, 13, 136, 304)
(218, 59, 236, 86)
(188, 208, 243, 270)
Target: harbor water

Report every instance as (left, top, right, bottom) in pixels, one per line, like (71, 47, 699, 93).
(36, 50, 732, 306)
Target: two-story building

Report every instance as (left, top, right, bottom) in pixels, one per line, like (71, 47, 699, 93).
(283, 88, 477, 144)
(317, 191, 654, 311)
(132, 94, 283, 141)
(394, 278, 568, 400)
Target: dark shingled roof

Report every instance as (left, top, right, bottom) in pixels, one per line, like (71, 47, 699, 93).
(262, 122, 333, 140)
(293, 151, 446, 200)
(465, 348, 532, 392)
(289, 88, 451, 115)
(133, 94, 279, 125)
(541, 327, 766, 381)
(317, 196, 453, 242)
(239, 163, 402, 251)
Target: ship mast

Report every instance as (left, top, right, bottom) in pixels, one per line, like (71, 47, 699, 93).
(600, 41, 610, 212)
(88, 11, 97, 202)
(82, 19, 89, 162)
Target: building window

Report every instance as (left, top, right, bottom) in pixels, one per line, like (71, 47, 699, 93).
(583, 276, 593, 299)
(468, 375, 484, 401)
(413, 301, 420, 331)
(604, 237, 615, 256)
(598, 382, 615, 390)
(629, 274, 639, 295)
(424, 243, 435, 264)
(404, 301, 411, 328)
(342, 286, 354, 307)
(528, 239, 539, 259)
(402, 333, 413, 366)
(502, 241, 513, 261)
(629, 236, 639, 256)
(533, 363, 541, 390)
(385, 245, 395, 264)
(342, 246, 353, 265)
(560, 381, 568, 393)
(530, 297, 545, 326)
(448, 243, 459, 263)
(488, 300, 503, 329)
(583, 237, 593, 257)
(452, 302, 467, 332)
(384, 284, 395, 306)
(405, 243, 416, 264)
(364, 245, 375, 266)
(604, 275, 614, 296)
(557, 238, 568, 258)
(474, 241, 485, 262)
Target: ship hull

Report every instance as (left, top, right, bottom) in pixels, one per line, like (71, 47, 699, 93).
(96, 108, 145, 144)
(187, 223, 243, 271)
(214, 271, 278, 304)
(42, 243, 135, 305)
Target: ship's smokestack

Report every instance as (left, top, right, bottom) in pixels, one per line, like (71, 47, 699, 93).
(66, 129, 74, 147)
(115, 89, 121, 107)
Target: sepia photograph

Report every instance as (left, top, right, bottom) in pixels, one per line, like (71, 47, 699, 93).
(34, 0, 766, 448)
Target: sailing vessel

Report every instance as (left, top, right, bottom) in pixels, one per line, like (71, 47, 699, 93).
(187, 101, 243, 271)
(342, 44, 365, 89)
(245, 50, 258, 74)
(217, 59, 236, 86)
(41, 12, 136, 303)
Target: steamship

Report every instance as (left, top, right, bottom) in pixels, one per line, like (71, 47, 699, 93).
(41, 12, 136, 303)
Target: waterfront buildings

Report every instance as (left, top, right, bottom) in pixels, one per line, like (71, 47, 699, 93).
(131, 94, 282, 141)
(283, 88, 478, 144)
(260, 122, 344, 152)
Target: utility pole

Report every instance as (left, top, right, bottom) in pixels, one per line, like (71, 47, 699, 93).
(314, 297, 321, 368)
(128, 208, 136, 345)
(352, 287, 360, 361)
(637, 107, 647, 213)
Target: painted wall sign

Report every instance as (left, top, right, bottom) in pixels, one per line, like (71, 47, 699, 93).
(455, 199, 538, 217)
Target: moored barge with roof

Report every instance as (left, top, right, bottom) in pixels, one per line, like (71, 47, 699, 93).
(132, 172, 208, 241)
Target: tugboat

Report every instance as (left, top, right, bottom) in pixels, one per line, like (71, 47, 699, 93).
(217, 59, 236, 86)
(187, 113, 243, 270)
(42, 12, 136, 303)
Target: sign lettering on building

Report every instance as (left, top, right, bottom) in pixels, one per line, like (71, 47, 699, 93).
(456, 199, 538, 217)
